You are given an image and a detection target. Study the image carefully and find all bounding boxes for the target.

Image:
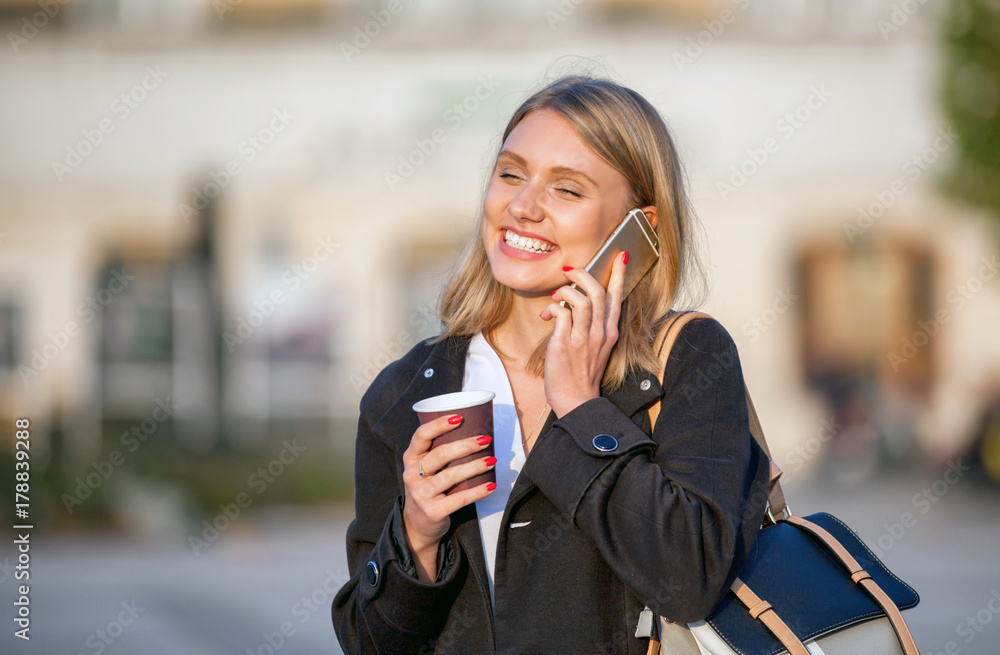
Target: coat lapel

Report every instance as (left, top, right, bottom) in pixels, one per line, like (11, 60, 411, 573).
(368, 334, 497, 622)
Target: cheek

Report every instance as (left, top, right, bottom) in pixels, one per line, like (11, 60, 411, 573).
(483, 183, 506, 216)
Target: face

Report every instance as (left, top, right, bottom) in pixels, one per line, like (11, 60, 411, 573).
(482, 108, 651, 296)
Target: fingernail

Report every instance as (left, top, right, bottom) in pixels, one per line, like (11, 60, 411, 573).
(476, 435, 492, 445)
(562, 266, 573, 271)
(623, 250, 629, 265)
(484, 456, 497, 466)
(550, 289, 557, 296)
(486, 482, 498, 491)
(448, 415, 463, 425)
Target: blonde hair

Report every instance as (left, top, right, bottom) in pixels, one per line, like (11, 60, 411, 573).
(430, 74, 709, 391)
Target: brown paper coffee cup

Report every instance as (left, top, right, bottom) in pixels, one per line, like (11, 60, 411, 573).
(413, 390, 496, 494)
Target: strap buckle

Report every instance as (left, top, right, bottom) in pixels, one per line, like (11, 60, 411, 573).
(764, 503, 792, 526)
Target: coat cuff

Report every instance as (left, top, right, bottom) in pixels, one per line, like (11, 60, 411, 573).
(523, 396, 655, 525)
(358, 495, 461, 635)
(390, 495, 457, 583)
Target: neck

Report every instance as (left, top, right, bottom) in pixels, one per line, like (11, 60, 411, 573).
(492, 290, 554, 369)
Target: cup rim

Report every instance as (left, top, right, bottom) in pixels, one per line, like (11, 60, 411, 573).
(413, 390, 495, 413)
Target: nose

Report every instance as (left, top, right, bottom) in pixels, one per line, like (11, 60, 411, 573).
(506, 179, 545, 223)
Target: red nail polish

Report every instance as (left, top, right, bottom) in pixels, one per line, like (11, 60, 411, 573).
(550, 289, 557, 296)
(484, 456, 497, 466)
(448, 415, 463, 425)
(623, 250, 629, 265)
(562, 266, 573, 272)
(486, 482, 498, 491)
(476, 435, 492, 446)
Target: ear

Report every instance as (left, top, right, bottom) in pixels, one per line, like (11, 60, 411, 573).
(640, 205, 657, 230)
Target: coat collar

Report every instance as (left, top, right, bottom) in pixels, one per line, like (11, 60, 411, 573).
(370, 332, 665, 453)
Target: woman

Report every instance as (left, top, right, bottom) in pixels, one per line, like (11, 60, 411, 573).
(332, 75, 771, 654)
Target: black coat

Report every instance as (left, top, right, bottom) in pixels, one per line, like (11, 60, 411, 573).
(332, 312, 771, 654)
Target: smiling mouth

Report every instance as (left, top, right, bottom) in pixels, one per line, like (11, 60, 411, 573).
(502, 229, 556, 253)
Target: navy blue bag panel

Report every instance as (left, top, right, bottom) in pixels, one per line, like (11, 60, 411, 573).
(705, 512, 920, 655)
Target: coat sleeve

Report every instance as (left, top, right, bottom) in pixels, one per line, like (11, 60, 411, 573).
(522, 316, 771, 624)
(331, 374, 465, 654)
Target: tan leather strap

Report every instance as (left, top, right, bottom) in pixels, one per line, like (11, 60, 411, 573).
(649, 311, 789, 521)
(731, 577, 810, 655)
(782, 516, 920, 655)
(645, 635, 660, 655)
(747, 388, 790, 522)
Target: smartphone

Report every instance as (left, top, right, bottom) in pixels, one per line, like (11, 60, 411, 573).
(559, 208, 660, 308)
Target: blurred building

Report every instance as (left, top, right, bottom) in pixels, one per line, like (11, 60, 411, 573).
(1, 0, 998, 483)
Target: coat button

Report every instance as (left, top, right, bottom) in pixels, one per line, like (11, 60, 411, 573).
(365, 561, 379, 586)
(640, 379, 651, 391)
(592, 434, 618, 452)
(423, 368, 434, 378)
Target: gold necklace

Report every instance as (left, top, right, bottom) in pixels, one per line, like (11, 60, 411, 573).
(521, 401, 549, 447)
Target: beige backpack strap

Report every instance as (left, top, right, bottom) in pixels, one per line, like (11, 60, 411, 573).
(648, 311, 789, 522)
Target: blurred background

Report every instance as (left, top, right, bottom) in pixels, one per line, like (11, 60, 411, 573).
(1, 0, 999, 652)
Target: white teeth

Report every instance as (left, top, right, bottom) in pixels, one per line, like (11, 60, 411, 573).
(504, 230, 554, 253)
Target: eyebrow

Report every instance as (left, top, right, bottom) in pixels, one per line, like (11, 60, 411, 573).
(497, 149, 599, 188)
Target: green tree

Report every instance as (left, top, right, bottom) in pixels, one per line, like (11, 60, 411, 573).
(939, 0, 1000, 222)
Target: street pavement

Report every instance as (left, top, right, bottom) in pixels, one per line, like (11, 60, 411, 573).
(1, 470, 998, 654)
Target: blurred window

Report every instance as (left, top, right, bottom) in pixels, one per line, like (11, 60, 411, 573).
(99, 259, 174, 416)
(0, 299, 20, 371)
(796, 236, 936, 394)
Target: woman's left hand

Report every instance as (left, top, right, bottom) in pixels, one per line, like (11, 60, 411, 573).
(540, 250, 628, 418)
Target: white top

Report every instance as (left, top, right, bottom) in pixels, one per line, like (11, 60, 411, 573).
(463, 330, 526, 612)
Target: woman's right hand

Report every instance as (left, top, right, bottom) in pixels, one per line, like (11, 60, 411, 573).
(401, 414, 497, 578)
